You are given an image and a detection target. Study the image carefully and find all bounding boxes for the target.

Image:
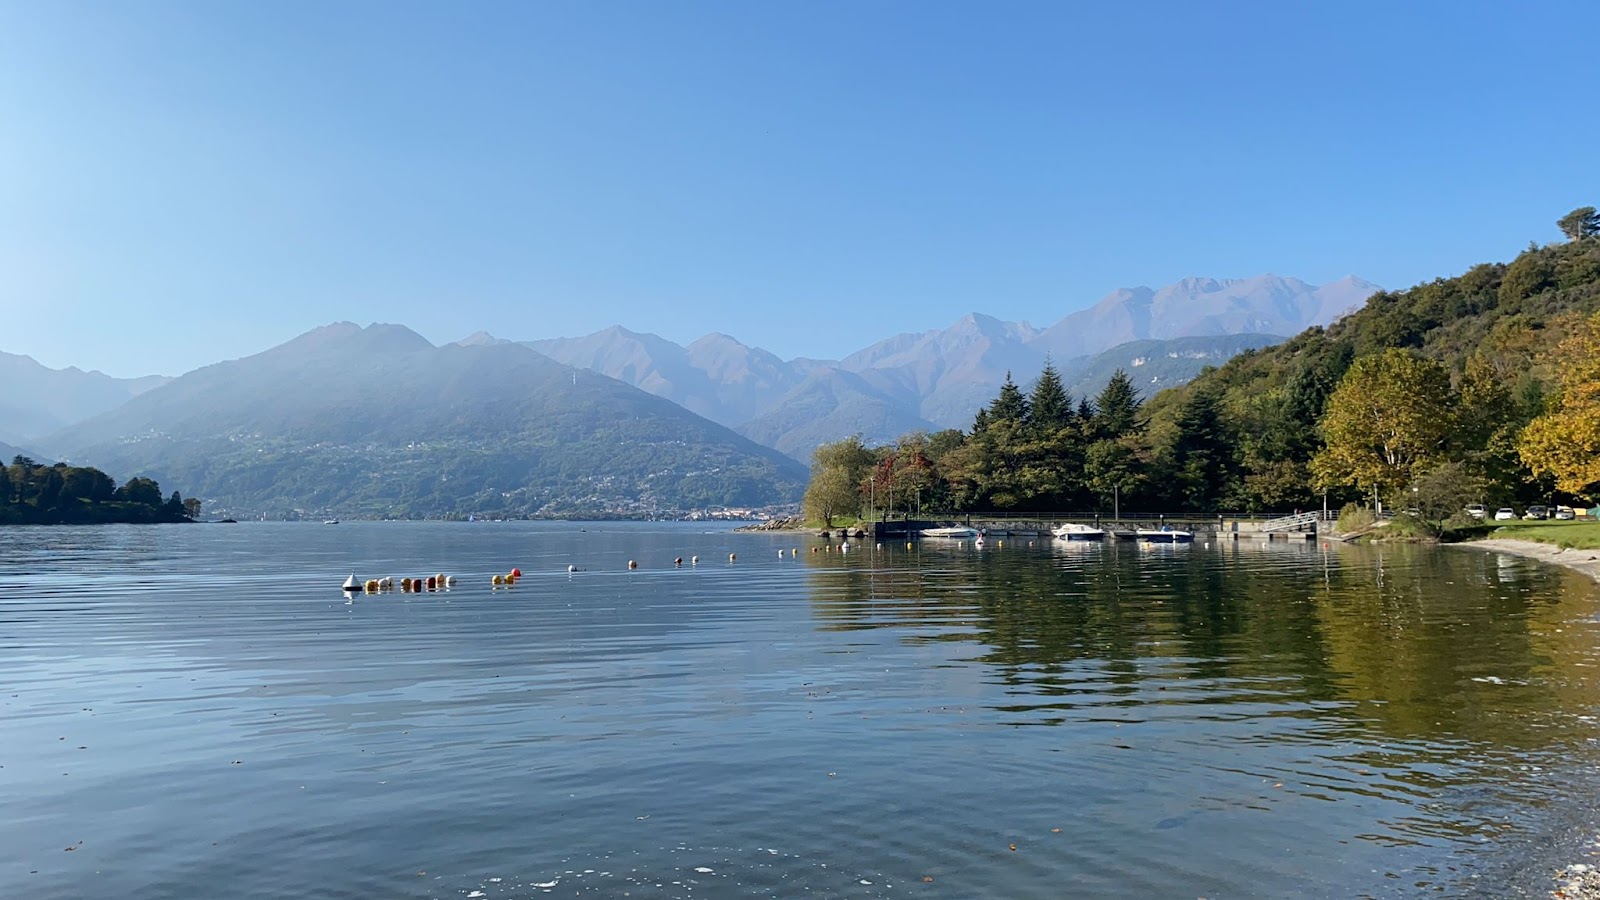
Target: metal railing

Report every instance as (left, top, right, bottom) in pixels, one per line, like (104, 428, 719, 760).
(1262, 511, 1320, 532)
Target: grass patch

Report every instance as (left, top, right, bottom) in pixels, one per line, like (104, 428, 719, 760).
(1490, 519, 1600, 550)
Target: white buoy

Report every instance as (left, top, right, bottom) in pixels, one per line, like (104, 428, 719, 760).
(342, 574, 359, 591)
(729, 553, 736, 563)
(691, 555, 699, 565)
(567, 564, 577, 573)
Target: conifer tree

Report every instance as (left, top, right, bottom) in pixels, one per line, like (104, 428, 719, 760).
(1094, 370, 1143, 438)
(1027, 360, 1072, 432)
(989, 372, 1030, 424)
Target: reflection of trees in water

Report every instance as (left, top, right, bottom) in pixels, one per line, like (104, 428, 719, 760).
(801, 541, 1600, 752)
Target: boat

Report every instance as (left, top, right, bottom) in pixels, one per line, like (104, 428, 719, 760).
(1136, 526, 1193, 543)
(1052, 522, 1106, 542)
(324, 518, 339, 525)
(920, 526, 980, 540)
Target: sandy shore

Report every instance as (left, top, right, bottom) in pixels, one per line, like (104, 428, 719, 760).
(1456, 538, 1600, 584)
(1453, 539, 1600, 897)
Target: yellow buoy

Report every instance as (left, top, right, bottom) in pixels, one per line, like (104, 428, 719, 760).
(492, 574, 503, 586)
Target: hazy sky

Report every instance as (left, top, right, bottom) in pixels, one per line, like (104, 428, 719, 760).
(2, 1, 1596, 378)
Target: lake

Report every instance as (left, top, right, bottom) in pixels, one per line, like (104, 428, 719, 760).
(4, 522, 1599, 898)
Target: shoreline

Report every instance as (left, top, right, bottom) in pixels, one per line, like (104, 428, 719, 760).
(1453, 538, 1600, 584)
(1453, 538, 1600, 898)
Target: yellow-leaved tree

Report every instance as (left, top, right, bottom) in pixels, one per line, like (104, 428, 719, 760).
(1310, 349, 1454, 505)
(1519, 311, 1600, 499)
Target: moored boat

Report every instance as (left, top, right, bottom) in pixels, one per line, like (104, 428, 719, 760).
(1052, 522, 1106, 542)
(1136, 526, 1193, 543)
(920, 526, 980, 540)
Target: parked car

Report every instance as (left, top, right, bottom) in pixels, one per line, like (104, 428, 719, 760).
(1494, 507, 1517, 520)
(1555, 506, 1576, 520)
(1465, 504, 1488, 519)
(1524, 505, 1549, 519)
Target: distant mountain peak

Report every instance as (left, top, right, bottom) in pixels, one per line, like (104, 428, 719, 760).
(455, 330, 509, 347)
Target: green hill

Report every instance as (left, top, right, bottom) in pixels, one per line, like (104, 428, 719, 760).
(1141, 219, 1600, 510)
(43, 323, 807, 519)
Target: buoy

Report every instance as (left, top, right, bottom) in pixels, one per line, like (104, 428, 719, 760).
(628, 560, 638, 570)
(567, 564, 577, 573)
(445, 575, 456, 587)
(876, 543, 882, 550)
(511, 568, 522, 579)
(906, 542, 913, 550)
(492, 574, 503, 586)
(791, 548, 797, 557)
(777, 551, 784, 559)
(342, 574, 359, 591)
(675, 557, 683, 567)
(691, 555, 699, 565)
(840, 541, 850, 551)
(365, 579, 379, 593)
(728, 553, 736, 563)
(812, 547, 819, 554)
(425, 576, 436, 590)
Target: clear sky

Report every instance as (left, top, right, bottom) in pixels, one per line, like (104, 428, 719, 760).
(1, 1, 1596, 378)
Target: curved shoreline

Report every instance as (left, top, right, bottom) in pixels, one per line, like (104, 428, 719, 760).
(1453, 538, 1600, 898)
(1454, 538, 1600, 584)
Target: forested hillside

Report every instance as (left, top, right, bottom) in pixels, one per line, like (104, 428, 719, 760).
(802, 208, 1600, 520)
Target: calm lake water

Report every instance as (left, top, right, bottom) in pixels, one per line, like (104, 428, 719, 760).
(4, 522, 1600, 899)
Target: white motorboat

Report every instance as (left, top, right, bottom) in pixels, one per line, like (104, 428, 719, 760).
(1136, 526, 1193, 543)
(1052, 522, 1106, 542)
(920, 526, 980, 540)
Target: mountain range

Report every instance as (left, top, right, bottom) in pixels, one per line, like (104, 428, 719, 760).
(10, 272, 1379, 516)
(1, 350, 169, 446)
(526, 274, 1378, 456)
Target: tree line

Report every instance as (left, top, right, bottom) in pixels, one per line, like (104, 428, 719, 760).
(803, 206, 1600, 526)
(1, 456, 198, 524)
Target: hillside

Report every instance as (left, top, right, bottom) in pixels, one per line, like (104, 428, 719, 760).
(1138, 228, 1600, 510)
(44, 323, 807, 519)
(1062, 333, 1286, 400)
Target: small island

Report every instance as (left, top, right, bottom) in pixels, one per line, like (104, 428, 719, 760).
(1, 456, 197, 525)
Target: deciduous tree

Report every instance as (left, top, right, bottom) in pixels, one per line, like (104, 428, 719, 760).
(1311, 349, 1453, 505)
(1520, 311, 1600, 498)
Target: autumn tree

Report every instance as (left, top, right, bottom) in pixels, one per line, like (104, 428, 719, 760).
(1310, 349, 1454, 507)
(1519, 311, 1600, 498)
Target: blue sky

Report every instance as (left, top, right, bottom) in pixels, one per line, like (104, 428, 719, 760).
(1, 1, 1596, 377)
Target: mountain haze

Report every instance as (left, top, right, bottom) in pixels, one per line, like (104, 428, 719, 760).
(0, 350, 170, 444)
(44, 323, 806, 518)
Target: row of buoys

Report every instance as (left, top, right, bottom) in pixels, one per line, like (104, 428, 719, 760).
(345, 573, 458, 593)
(491, 567, 523, 587)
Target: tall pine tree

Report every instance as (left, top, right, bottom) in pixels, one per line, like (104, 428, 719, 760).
(1093, 370, 1143, 439)
(1027, 360, 1072, 433)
